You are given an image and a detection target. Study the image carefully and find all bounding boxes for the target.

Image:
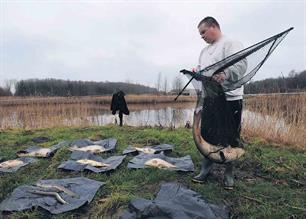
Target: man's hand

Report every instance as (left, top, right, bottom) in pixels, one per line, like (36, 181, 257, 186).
(212, 72, 226, 83)
(192, 67, 198, 73)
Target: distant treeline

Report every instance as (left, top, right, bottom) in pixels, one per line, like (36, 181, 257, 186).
(1, 70, 305, 97)
(13, 79, 157, 96)
(244, 70, 306, 94)
(0, 87, 12, 96)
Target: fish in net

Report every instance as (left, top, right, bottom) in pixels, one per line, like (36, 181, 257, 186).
(179, 27, 293, 163)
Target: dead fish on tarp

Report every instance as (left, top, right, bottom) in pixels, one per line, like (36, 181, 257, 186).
(0, 177, 105, 214)
(29, 182, 80, 205)
(76, 159, 110, 167)
(29, 190, 68, 204)
(0, 158, 38, 173)
(145, 158, 176, 169)
(18, 148, 52, 157)
(34, 182, 78, 198)
(16, 142, 68, 158)
(123, 144, 174, 155)
(0, 159, 24, 169)
(58, 151, 126, 173)
(69, 145, 106, 153)
(134, 147, 156, 154)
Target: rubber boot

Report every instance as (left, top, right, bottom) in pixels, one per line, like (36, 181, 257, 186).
(192, 157, 213, 183)
(224, 162, 234, 190)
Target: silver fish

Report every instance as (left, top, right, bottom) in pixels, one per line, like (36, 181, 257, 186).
(35, 182, 78, 198)
(0, 159, 24, 169)
(145, 158, 176, 169)
(29, 190, 68, 204)
(76, 159, 110, 167)
(69, 145, 106, 153)
(18, 148, 52, 157)
(134, 147, 156, 154)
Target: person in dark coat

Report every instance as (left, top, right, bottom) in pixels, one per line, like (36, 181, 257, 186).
(110, 90, 129, 126)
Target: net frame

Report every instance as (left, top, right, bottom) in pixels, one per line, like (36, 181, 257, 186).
(177, 27, 294, 99)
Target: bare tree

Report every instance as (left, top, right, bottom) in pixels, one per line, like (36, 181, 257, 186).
(4, 79, 17, 94)
(172, 76, 183, 93)
(163, 76, 168, 95)
(155, 72, 162, 93)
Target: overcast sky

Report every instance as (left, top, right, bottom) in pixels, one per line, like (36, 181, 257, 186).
(1, 0, 305, 89)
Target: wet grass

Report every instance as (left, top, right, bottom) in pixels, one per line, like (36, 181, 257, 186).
(0, 125, 305, 218)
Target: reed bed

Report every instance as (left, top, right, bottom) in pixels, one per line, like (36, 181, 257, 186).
(0, 93, 305, 149)
(242, 93, 306, 149)
(0, 95, 195, 129)
(0, 94, 195, 106)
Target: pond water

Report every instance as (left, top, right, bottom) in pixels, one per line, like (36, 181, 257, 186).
(87, 102, 288, 134)
(0, 101, 288, 134)
(88, 102, 196, 127)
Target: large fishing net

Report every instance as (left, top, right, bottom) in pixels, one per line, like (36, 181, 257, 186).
(179, 27, 294, 100)
(177, 27, 293, 162)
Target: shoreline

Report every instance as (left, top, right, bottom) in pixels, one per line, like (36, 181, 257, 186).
(0, 95, 196, 106)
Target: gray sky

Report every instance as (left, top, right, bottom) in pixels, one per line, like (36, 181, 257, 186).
(1, 0, 305, 89)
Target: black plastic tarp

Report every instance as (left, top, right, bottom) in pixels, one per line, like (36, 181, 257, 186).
(58, 151, 126, 173)
(0, 158, 37, 173)
(128, 152, 194, 172)
(16, 141, 69, 158)
(69, 138, 117, 152)
(123, 144, 173, 155)
(120, 182, 229, 219)
(0, 177, 104, 214)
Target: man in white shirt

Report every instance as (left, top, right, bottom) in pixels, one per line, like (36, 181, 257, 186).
(192, 17, 247, 189)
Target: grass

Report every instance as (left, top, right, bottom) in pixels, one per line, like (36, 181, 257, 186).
(0, 125, 305, 218)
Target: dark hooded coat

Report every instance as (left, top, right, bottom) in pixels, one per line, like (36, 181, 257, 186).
(110, 91, 129, 115)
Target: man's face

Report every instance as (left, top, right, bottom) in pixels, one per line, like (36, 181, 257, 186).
(198, 23, 219, 44)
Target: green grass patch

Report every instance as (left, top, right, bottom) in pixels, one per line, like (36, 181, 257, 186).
(0, 125, 305, 218)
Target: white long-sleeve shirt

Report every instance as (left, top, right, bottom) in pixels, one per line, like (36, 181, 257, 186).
(198, 35, 247, 101)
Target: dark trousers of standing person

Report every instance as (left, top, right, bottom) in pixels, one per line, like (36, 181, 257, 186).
(193, 94, 243, 187)
(226, 99, 243, 147)
(119, 111, 123, 126)
(201, 95, 243, 147)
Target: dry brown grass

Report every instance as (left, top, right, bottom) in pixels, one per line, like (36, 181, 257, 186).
(0, 94, 195, 106)
(243, 92, 306, 149)
(1, 93, 305, 149)
(0, 95, 195, 129)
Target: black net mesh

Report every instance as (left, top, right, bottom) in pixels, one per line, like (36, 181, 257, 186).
(179, 27, 293, 147)
(180, 27, 293, 99)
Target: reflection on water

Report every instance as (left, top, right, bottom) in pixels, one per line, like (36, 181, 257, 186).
(93, 107, 194, 127)
(88, 103, 288, 133)
(88, 102, 195, 127)
(242, 110, 288, 133)
(89, 103, 288, 133)
(0, 101, 289, 133)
